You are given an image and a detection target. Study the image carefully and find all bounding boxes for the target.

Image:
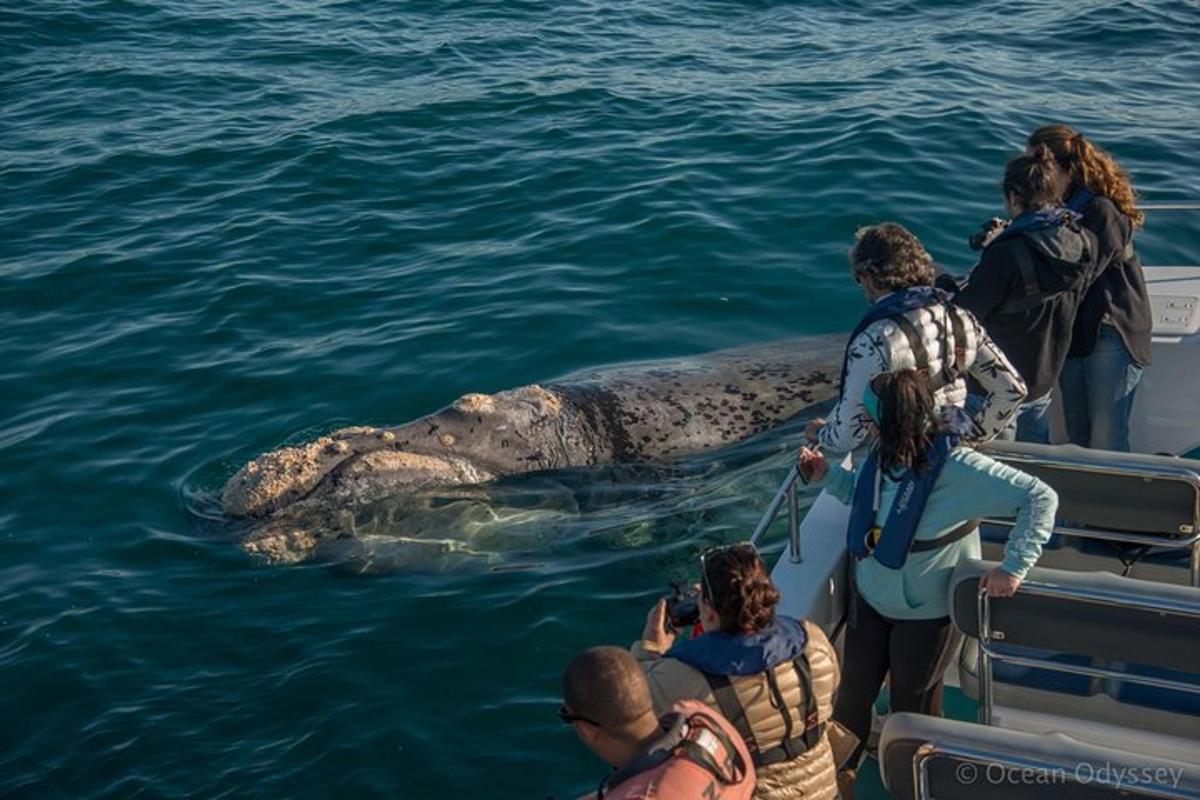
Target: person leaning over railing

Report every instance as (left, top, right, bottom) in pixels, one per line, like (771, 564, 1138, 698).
(1026, 125, 1152, 452)
(806, 223, 1026, 458)
(798, 369, 1057, 785)
(953, 147, 1102, 444)
(631, 544, 846, 800)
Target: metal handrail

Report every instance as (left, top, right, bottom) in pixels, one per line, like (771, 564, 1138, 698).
(978, 444, 1200, 584)
(975, 580, 1200, 726)
(749, 464, 803, 563)
(1142, 202, 1200, 211)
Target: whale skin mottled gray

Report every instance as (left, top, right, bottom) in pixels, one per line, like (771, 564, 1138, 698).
(222, 335, 845, 563)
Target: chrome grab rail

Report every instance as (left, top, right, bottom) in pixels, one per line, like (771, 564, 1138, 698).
(912, 740, 1199, 800)
(749, 464, 803, 563)
(975, 579, 1200, 726)
(1142, 202, 1200, 211)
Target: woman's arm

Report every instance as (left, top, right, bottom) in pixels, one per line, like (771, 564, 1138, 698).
(817, 329, 888, 454)
(948, 450, 1057, 579)
(955, 247, 1010, 323)
(1084, 197, 1133, 279)
(960, 312, 1027, 441)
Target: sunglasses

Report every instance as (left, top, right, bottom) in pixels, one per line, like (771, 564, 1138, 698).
(698, 541, 757, 600)
(558, 704, 600, 727)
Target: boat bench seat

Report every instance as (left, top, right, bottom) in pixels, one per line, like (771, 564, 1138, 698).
(978, 441, 1200, 583)
(978, 440, 1200, 540)
(879, 713, 1200, 800)
(949, 559, 1200, 734)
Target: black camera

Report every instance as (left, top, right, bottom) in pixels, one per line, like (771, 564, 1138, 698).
(665, 581, 700, 629)
(969, 217, 1009, 251)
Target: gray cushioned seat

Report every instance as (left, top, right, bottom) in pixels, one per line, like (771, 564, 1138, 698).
(880, 712, 1200, 800)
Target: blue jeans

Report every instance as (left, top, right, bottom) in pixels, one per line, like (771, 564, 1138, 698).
(996, 391, 1054, 444)
(1059, 326, 1143, 452)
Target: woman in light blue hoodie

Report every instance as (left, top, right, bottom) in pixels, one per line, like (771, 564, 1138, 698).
(797, 369, 1056, 761)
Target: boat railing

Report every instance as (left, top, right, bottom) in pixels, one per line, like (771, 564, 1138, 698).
(1142, 202, 1200, 211)
(975, 579, 1200, 726)
(749, 464, 803, 563)
(977, 442, 1200, 585)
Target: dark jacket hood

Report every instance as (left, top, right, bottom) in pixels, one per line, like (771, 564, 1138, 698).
(992, 207, 1095, 295)
(1023, 222, 1089, 265)
(665, 615, 808, 676)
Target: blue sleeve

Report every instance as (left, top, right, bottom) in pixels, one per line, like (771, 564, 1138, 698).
(943, 450, 1057, 579)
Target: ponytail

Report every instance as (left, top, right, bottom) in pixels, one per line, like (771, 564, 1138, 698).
(1028, 124, 1144, 227)
(872, 369, 940, 475)
(1002, 147, 1069, 211)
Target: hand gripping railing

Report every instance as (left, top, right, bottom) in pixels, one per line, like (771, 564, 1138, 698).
(749, 465, 803, 563)
(975, 579, 1200, 726)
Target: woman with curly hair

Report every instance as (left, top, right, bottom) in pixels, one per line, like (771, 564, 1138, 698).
(807, 223, 1026, 456)
(633, 544, 843, 799)
(1026, 125, 1152, 451)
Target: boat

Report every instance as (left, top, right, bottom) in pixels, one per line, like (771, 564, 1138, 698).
(753, 210, 1200, 798)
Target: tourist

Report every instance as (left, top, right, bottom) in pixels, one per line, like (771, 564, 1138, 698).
(955, 148, 1101, 443)
(1027, 125, 1152, 451)
(798, 369, 1056, 773)
(561, 645, 756, 799)
(808, 223, 1026, 456)
(632, 543, 845, 800)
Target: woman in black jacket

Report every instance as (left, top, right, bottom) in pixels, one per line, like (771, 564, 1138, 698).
(1027, 125, 1152, 451)
(955, 148, 1100, 443)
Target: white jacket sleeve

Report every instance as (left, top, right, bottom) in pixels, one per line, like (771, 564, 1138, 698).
(964, 312, 1027, 441)
(818, 329, 887, 454)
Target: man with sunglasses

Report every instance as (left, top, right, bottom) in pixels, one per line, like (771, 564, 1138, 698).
(560, 646, 755, 799)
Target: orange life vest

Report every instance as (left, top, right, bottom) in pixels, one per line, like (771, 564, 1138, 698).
(599, 699, 756, 800)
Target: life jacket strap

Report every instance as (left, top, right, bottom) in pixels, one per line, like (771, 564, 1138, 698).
(597, 710, 749, 797)
(998, 242, 1047, 314)
(890, 306, 966, 393)
(908, 518, 979, 553)
(702, 651, 823, 768)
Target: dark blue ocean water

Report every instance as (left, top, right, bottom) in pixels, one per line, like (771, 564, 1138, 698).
(3, 1, 1198, 797)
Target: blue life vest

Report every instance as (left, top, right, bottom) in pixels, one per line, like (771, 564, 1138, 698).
(1066, 186, 1096, 214)
(845, 409, 973, 569)
(838, 286, 951, 391)
(990, 206, 1081, 247)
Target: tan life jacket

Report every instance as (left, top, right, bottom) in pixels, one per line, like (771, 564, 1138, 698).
(701, 650, 822, 768)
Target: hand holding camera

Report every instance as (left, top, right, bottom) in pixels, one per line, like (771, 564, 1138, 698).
(968, 217, 1009, 251)
(665, 581, 701, 629)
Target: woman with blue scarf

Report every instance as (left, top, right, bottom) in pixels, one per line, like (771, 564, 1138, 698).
(798, 369, 1056, 769)
(632, 544, 843, 800)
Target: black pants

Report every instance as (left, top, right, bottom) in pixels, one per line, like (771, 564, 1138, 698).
(833, 591, 963, 751)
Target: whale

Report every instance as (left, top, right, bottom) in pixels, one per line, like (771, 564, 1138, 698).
(221, 334, 845, 563)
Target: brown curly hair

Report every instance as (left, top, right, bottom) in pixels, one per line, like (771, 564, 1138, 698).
(849, 223, 935, 292)
(1002, 147, 1069, 212)
(1027, 124, 1144, 228)
(702, 544, 780, 635)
